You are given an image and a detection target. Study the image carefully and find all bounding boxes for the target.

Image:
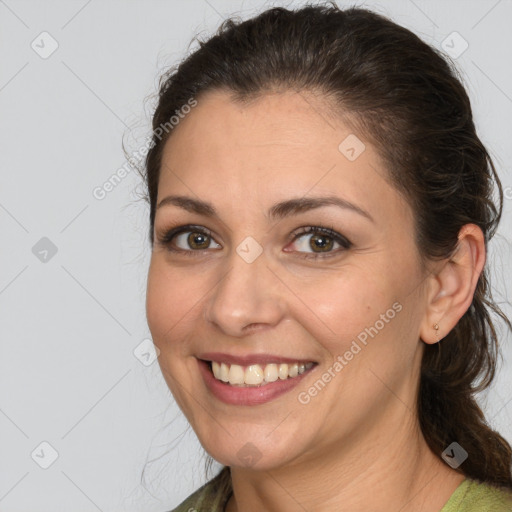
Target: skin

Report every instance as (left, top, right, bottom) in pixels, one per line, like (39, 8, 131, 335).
(145, 89, 485, 511)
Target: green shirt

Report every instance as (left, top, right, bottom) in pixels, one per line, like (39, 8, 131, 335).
(170, 472, 512, 511)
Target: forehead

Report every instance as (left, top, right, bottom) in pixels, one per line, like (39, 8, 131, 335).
(162, 89, 350, 165)
(157, 89, 406, 223)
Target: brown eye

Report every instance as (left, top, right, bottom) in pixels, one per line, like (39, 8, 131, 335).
(288, 226, 352, 259)
(309, 233, 334, 252)
(185, 231, 211, 250)
(173, 230, 220, 251)
(157, 225, 221, 255)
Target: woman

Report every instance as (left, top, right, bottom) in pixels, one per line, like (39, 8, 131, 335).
(141, 3, 512, 511)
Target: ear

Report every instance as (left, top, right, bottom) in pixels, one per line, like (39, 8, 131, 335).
(419, 224, 486, 345)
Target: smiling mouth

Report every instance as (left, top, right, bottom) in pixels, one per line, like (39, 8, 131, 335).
(205, 360, 316, 387)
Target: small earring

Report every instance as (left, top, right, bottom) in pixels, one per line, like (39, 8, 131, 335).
(433, 323, 440, 341)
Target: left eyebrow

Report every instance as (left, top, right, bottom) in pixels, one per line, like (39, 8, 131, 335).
(267, 196, 374, 223)
(156, 194, 374, 223)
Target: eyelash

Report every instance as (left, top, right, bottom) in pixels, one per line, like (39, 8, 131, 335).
(156, 224, 353, 260)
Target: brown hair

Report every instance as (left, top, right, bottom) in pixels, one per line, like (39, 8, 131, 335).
(140, 2, 512, 492)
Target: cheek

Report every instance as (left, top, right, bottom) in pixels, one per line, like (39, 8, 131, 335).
(290, 261, 420, 399)
(145, 259, 203, 409)
(290, 264, 393, 348)
(145, 258, 203, 349)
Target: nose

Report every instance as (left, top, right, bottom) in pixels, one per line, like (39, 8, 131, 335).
(204, 246, 286, 337)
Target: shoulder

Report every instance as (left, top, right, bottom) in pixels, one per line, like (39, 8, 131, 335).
(441, 478, 512, 512)
(168, 468, 231, 512)
(167, 483, 211, 512)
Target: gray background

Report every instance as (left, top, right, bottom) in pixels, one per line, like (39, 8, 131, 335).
(1, 0, 511, 510)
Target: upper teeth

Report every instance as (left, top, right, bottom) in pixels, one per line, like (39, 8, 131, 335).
(211, 361, 314, 386)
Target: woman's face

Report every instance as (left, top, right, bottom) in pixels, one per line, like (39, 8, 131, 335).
(146, 89, 430, 470)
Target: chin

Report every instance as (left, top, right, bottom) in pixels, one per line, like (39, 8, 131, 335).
(196, 424, 305, 471)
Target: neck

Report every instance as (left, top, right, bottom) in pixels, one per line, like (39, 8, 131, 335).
(225, 405, 464, 512)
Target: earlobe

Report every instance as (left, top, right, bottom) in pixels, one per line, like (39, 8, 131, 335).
(419, 224, 486, 345)
(433, 323, 440, 342)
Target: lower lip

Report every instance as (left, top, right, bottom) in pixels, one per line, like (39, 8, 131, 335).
(197, 359, 316, 406)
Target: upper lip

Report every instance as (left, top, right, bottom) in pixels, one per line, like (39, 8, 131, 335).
(197, 352, 316, 366)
